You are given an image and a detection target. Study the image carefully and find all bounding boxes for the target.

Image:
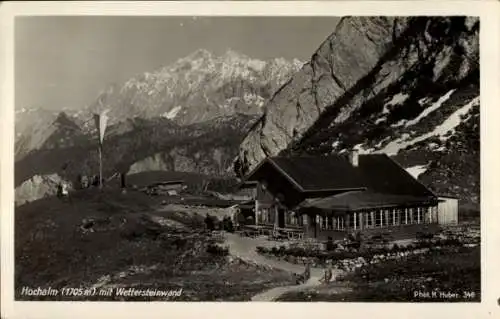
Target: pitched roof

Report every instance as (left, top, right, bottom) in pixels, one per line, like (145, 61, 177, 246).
(150, 180, 184, 186)
(245, 155, 367, 192)
(299, 190, 436, 212)
(356, 155, 435, 197)
(245, 154, 436, 198)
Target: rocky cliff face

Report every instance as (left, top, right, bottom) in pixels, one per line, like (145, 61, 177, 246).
(235, 17, 408, 172)
(123, 114, 257, 177)
(235, 17, 479, 207)
(15, 174, 72, 206)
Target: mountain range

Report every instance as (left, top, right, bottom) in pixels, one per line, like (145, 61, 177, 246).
(16, 17, 480, 213)
(15, 50, 303, 158)
(85, 49, 303, 127)
(15, 50, 303, 204)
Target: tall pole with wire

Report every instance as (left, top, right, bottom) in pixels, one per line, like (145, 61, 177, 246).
(98, 142, 103, 189)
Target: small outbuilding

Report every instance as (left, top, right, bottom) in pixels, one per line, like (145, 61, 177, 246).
(437, 195, 459, 225)
(143, 180, 185, 196)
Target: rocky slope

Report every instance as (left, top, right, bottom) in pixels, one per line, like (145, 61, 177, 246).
(235, 17, 479, 208)
(15, 108, 88, 160)
(86, 49, 303, 126)
(15, 112, 258, 204)
(15, 173, 71, 206)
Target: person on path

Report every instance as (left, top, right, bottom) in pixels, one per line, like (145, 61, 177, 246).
(303, 261, 311, 282)
(61, 182, 69, 196)
(120, 172, 127, 194)
(205, 213, 214, 232)
(323, 261, 333, 284)
(57, 181, 71, 203)
(81, 175, 89, 189)
(120, 172, 126, 188)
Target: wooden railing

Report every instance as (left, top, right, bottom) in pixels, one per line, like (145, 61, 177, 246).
(272, 227, 304, 240)
(238, 224, 305, 241)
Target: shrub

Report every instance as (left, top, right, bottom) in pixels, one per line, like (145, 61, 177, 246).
(416, 231, 434, 241)
(278, 245, 286, 256)
(415, 240, 433, 249)
(206, 243, 229, 256)
(391, 243, 400, 252)
(204, 214, 215, 231)
(256, 246, 268, 254)
(441, 238, 462, 247)
(326, 236, 336, 251)
(222, 216, 234, 233)
(406, 243, 416, 250)
(288, 247, 307, 257)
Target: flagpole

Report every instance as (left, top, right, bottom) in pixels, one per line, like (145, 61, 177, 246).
(99, 143, 103, 189)
(94, 109, 109, 191)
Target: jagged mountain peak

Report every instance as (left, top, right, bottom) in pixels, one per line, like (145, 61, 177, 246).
(84, 49, 304, 126)
(15, 108, 87, 161)
(222, 48, 249, 60)
(187, 48, 213, 60)
(53, 111, 80, 129)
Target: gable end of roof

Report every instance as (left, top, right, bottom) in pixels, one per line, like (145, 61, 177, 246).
(382, 154, 437, 198)
(243, 157, 306, 193)
(267, 157, 306, 192)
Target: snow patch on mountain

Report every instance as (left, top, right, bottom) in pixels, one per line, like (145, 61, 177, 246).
(434, 96, 479, 141)
(16, 107, 39, 115)
(403, 89, 456, 127)
(383, 93, 409, 114)
(378, 96, 479, 155)
(406, 165, 428, 179)
(162, 106, 183, 119)
(243, 93, 265, 107)
(352, 143, 373, 154)
(362, 91, 410, 128)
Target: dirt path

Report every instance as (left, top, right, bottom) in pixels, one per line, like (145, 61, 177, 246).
(251, 276, 323, 301)
(224, 233, 341, 301)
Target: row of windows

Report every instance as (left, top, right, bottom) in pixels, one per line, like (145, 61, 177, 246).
(255, 206, 436, 230)
(257, 209, 304, 227)
(319, 207, 436, 230)
(287, 212, 305, 227)
(318, 215, 345, 231)
(257, 208, 274, 224)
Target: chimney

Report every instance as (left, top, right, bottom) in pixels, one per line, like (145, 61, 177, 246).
(349, 149, 359, 167)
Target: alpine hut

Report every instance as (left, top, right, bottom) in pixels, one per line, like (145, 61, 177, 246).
(240, 151, 446, 240)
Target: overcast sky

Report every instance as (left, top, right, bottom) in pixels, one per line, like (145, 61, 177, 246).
(15, 16, 341, 110)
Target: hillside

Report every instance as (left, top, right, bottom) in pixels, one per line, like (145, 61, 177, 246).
(15, 190, 294, 301)
(234, 17, 479, 208)
(16, 112, 257, 185)
(15, 113, 256, 205)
